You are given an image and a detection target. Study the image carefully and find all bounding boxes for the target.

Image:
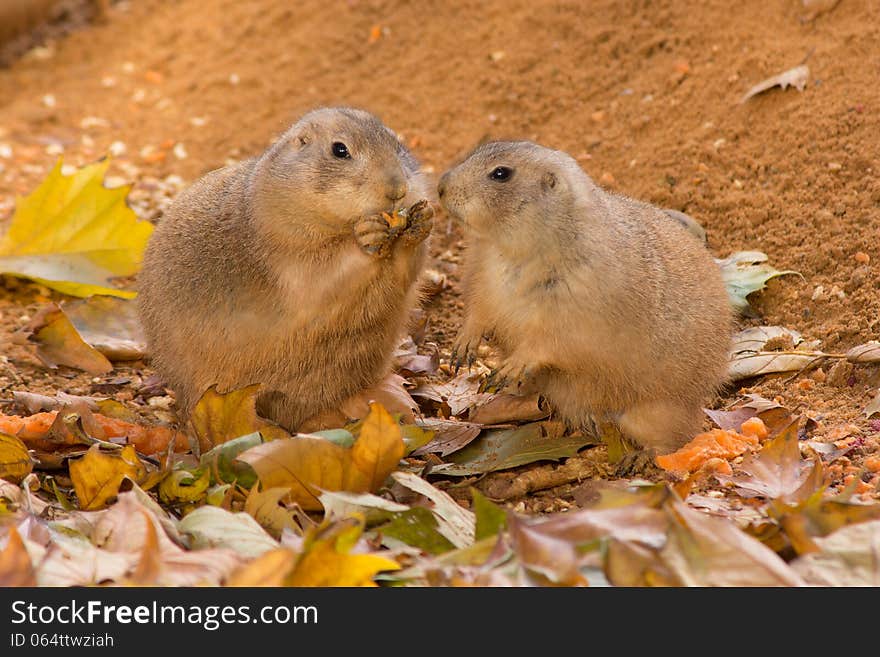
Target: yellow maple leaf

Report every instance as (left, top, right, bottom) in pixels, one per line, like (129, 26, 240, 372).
(69, 444, 147, 510)
(238, 402, 405, 511)
(0, 159, 153, 298)
(227, 517, 400, 587)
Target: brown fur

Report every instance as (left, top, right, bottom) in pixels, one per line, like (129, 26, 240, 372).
(138, 107, 432, 430)
(439, 141, 732, 454)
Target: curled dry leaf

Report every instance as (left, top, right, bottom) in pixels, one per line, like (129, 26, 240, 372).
(238, 402, 405, 511)
(0, 159, 152, 298)
(740, 64, 810, 104)
(244, 486, 303, 539)
(393, 336, 439, 375)
(69, 444, 147, 511)
(468, 392, 550, 426)
(13, 303, 112, 374)
(0, 432, 33, 483)
(715, 252, 799, 315)
(189, 384, 290, 453)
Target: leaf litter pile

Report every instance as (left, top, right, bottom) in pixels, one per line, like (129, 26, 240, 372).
(1, 0, 879, 588)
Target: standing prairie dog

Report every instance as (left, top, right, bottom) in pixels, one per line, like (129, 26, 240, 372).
(138, 107, 433, 431)
(439, 141, 731, 455)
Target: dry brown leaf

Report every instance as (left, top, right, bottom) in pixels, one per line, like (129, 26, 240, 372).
(717, 420, 814, 502)
(393, 336, 439, 375)
(391, 471, 476, 548)
(411, 418, 482, 457)
(238, 402, 405, 511)
(468, 392, 550, 425)
(508, 514, 587, 586)
(13, 302, 112, 374)
(740, 64, 809, 104)
(189, 384, 290, 453)
(846, 341, 880, 363)
(411, 372, 490, 416)
(662, 496, 804, 586)
(69, 444, 146, 510)
(792, 520, 880, 586)
(0, 526, 36, 586)
(729, 326, 824, 380)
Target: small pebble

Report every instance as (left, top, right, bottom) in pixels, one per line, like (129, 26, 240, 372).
(0, 144, 11, 159)
(42, 94, 56, 108)
(811, 285, 824, 301)
(827, 162, 842, 171)
(109, 140, 127, 156)
(854, 251, 870, 264)
(229, 73, 240, 85)
(600, 172, 616, 185)
(172, 142, 188, 160)
(189, 116, 207, 127)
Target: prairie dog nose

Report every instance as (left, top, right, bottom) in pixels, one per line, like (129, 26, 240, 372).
(386, 175, 407, 202)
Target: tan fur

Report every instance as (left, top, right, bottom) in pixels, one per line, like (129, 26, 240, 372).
(138, 107, 432, 430)
(439, 141, 732, 454)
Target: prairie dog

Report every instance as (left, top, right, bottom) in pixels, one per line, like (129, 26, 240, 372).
(138, 107, 433, 431)
(439, 141, 731, 454)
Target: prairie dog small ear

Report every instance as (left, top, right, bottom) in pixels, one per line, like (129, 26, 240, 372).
(541, 171, 558, 192)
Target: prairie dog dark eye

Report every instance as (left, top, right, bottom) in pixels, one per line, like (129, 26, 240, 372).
(332, 142, 351, 159)
(489, 166, 513, 182)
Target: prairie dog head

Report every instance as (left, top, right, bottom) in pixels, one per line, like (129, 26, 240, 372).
(438, 141, 590, 242)
(252, 107, 428, 231)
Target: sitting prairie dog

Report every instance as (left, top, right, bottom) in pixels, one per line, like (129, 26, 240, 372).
(138, 107, 433, 431)
(439, 141, 732, 455)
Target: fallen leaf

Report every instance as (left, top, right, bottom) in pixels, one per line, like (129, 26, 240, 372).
(36, 529, 136, 586)
(728, 325, 824, 381)
(177, 505, 278, 559)
(662, 496, 804, 586)
(468, 392, 550, 425)
(391, 471, 476, 548)
(61, 295, 146, 360)
(473, 489, 507, 541)
(300, 373, 418, 432)
(393, 336, 438, 375)
(318, 490, 409, 522)
(715, 252, 799, 315)
(0, 432, 33, 483)
(227, 548, 299, 586)
(437, 421, 596, 476)
(158, 468, 210, 506)
(0, 159, 152, 298)
(245, 486, 302, 539)
(864, 390, 880, 419)
(377, 507, 458, 555)
(199, 432, 261, 487)
(69, 444, 146, 510)
(189, 384, 290, 452)
(238, 402, 405, 511)
(411, 418, 482, 457)
(14, 303, 112, 374)
(719, 420, 813, 501)
(286, 518, 400, 587)
(508, 513, 587, 586)
(846, 341, 880, 364)
(411, 372, 490, 416)
(0, 526, 36, 586)
(739, 64, 810, 104)
(792, 520, 880, 586)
